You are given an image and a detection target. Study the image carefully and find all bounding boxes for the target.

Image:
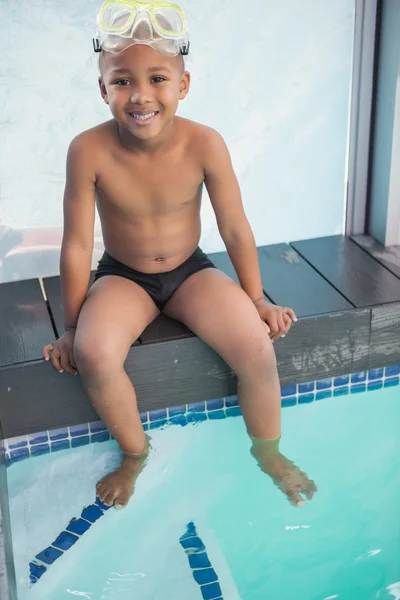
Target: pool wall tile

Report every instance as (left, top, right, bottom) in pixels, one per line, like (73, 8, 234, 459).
(5, 364, 400, 467)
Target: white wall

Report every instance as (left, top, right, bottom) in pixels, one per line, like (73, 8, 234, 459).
(0, 0, 355, 282)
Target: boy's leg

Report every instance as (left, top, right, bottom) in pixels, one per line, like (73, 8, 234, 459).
(74, 275, 160, 507)
(163, 268, 317, 507)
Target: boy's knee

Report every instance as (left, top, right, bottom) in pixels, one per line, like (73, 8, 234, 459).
(74, 334, 123, 377)
(234, 332, 277, 380)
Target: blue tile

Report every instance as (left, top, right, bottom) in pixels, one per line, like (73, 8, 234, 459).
(282, 397, 296, 408)
(333, 387, 349, 397)
(29, 432, 49, 445)
(51, 440, 70, 452)
(49, 427, 69, 441)
(149, 419, 168, 430)
(143, 423, 149, 431)
(368, 368, 384, 380)
(169, 415, 188, 427)
(187, 413, 207, 423)
(226, 406, 242, 417)
(193, 568, 218, 585)
(180, 522, 197, 540)
(281, 384, 296, 397)
(225, 396, 239, 407)
(316, 391, 332, 401)
(36, 546, 63, 565)
(180, 537, 205, 552)
(140, 412, 149, 424)
(69, 424, 89, 437)
(52, 531, 79, 551)
(384, 377, 399, 388)
(316, 378, 332, 390)
(351, 371, 366, 383)
(368, 381, 383, 391)
(298, 393, 314, 404)
(91, 431, 110, 443)
(351, 384, 366, 394)
(71, 436, 90, 448)
(298, 382, 314, 394)
(89, 421, 107, 434)
(168, 405, 186, 417)
(208, 410, 226, 420)
(334, 375, 349, 387)
(201, 582, 222, 600)
(5, 455, 11, 467)
(206, 399, 224, 411)
(10, 447, 30, 462)
(188, 401, 207, 413)
(385, 365, 400, 377)
(8, 438, 28, 449)
(81, 504, 103, 523)
(67, 518, 91, 535)
(149, 408, 168, 421)
(189, 553, 211, 569)
(95, 497, 111, 511)
(31, 444, 50, 457)
(29, 562, 46, 583)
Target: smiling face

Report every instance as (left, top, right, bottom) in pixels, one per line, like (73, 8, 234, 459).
(99, 44, 190, 143)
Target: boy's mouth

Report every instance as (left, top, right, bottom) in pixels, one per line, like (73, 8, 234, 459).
(128, 110, 159, 126)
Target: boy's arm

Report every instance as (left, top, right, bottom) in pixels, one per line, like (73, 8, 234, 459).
(203, 130, 264, 303)
(61, 135, 96, 330)
(203, 129, 296, 339)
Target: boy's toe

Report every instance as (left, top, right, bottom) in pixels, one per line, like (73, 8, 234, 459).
(114, 489, 132, 510)
(286, 490, 306, 508)
(103, 491, 118, 507)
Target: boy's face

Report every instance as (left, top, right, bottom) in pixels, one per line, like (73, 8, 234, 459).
(99, 44, 190, 140)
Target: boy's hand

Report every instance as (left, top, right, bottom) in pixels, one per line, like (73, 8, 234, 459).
(254, 299, 297, 342)
(43, 329, 77, 374)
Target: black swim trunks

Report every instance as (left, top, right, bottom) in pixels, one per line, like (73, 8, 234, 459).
(94, 247, 215, 310)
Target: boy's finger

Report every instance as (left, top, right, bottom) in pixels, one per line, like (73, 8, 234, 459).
(50, 349, 63, 372)
(277, 313, 286, 335)
(60, 354, 77, 375)
(43, 344, 54, 361)
(285, 308, 297, 323)
(283, 313, 292, 335)
(69, 351, 77, 370)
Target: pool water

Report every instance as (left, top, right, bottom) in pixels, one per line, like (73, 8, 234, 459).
(7, 384, 400, 600)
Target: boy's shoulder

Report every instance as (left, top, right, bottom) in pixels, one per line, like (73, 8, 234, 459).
(177, 117, 223, 143)
(177, 117, 227, 163)
(69, 120, 116, 151)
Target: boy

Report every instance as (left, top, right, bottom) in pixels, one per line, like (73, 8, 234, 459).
(43, 0, 317, 509)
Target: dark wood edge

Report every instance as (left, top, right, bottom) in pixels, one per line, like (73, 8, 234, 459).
(0, 422, 17, 600)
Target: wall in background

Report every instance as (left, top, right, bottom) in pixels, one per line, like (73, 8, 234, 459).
(0, 0, 355, 282)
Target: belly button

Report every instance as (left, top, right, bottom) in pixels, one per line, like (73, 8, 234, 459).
(154, 257, 165, 262)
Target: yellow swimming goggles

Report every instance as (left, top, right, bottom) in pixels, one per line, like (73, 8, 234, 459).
(93, 0, 190, 56)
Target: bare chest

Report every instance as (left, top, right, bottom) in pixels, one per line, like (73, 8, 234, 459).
(96, 152, 204, 218)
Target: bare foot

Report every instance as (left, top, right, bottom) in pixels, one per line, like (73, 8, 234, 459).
(251, 439, 317, 507)
(96, 445, 150, 509)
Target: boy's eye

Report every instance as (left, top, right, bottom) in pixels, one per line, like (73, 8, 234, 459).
(151, 76, 166, 83)
(115, 79, 130, 86)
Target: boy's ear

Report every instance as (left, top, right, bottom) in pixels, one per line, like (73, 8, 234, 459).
(98, 77, 109, 104)
(179, 71, 191, 100)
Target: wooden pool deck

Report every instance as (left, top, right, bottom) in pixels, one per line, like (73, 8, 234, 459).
(1, 234, 399, 439)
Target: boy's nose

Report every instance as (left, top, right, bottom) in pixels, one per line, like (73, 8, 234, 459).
(130, 84, 153, 104)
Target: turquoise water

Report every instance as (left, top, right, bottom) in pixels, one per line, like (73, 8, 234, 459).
(7, 385, 400, 600)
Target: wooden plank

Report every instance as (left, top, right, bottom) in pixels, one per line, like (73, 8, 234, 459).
(369, 301, 400, 369)
(0, 280, 54, 368)
(352, 235, 400, 279)
(141, 314, 193, 344)
(43, 273, 95, 338)
(257, 243, 353, 316)
(274, 308, 370, 383)
(291, 235, 400, 307)
(0, 308, 371, 437)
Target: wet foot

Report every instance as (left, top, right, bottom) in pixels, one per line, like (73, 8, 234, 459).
(251, 439, 317, 507)
(96, 446, 150, 509)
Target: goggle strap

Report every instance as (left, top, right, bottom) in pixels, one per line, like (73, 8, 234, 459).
(93, 37, 102, 52)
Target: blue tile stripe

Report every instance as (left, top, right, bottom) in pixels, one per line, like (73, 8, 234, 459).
(5, 365, 399, 467)
(179, 522, 224, 599)
(28, 498, 110, 584)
